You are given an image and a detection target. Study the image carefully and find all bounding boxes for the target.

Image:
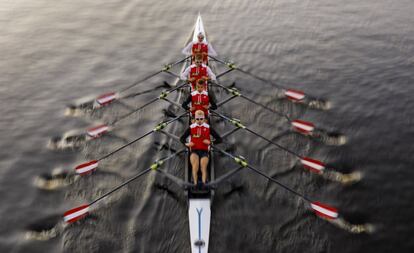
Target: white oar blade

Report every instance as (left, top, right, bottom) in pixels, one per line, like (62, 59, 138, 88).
(75, 160, 98, 175)
(86, 124, 109, 138)
(285, 89, 305, 102)
(311, 202, 338, 220)
(96, 92, 117, 106)
(63, 204, 90, 223)
(291, 120, 315, 135)
(301, 157, 325, 173)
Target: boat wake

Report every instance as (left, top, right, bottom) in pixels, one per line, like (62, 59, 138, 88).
(25, 215, 63, 241)
(328, 218, 375, 234)
(33, 168, 78, 190)
(311, 130, 347, 146)
(322, 170, 363, 184)
(47, 130, 87, 150)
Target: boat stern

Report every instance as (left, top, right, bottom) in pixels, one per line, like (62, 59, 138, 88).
(188, 199, 211, 253)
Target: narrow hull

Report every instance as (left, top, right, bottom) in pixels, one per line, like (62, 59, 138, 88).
(186, 14, 213, 253)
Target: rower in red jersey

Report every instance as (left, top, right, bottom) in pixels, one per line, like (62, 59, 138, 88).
(182, 32, 217, 64)
(180, 55, 216, 90)
(180, 110, 222, 186)
(182, 80, 217, 117)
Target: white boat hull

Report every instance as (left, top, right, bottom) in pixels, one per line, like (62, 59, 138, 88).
(189, 199, 211, 253)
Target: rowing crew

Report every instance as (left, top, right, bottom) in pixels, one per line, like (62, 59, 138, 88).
(180, 80, 220, 189)
(179, 35, 220, 188)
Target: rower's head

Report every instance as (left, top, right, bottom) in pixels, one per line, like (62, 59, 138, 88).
(196, 79, 205, 92)
(194, 110, 205, 125)
(197, 32, 204, 42)
(194, 54, 203, 66)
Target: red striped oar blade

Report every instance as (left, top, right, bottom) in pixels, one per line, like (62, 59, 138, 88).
(311, 202, 338, 220)
(301, 157, 325, 173)
(75, 160, 98, 175)
(96, 92, 117, 106)
(291, 120, 315, 134)
(285, 89, 305, 102)
(86, 124, 109, 138)
(64, 204, 90, 223)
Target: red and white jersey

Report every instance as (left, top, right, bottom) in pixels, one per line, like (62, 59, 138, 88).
(191, 90, 210, 116)
(182, 41, 217, 57)
(189, 122, 211, 151)
(180, 64, 216, 89)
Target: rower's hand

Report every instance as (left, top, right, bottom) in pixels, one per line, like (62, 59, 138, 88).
(203, 139, 211, 145)
(203, 105, 209, 109)
(188, 77, 195, 82)
(190, 106, 196, 112)
(186, 142, 195, 148)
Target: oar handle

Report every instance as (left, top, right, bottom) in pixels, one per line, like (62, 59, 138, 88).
(90, 149, 185, 206)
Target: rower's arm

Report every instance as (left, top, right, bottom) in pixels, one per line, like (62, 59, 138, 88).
(180, 128, 191, 144)
(210, 127, 222, 144)
(208, 43, 218, 56)
(181, 42, 193, 56)
(206, 66, 216, 81)
(180, 66, 191, 80)
(181, 94, 192, 110)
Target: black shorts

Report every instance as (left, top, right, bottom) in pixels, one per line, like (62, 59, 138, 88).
(191, 150, 209, 158)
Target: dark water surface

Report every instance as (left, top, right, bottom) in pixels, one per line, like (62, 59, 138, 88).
(1, 0, 413, 252)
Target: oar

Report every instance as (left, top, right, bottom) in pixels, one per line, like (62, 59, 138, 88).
(84, 82, 189, 139)
(64, 150, 184, 223)
(119, 56, 189, 93)
(68, 57, 189, 113)
(212, 83, 319, 136)
(212, 82, 291, 122)
(209, 55, 324, 105)
(211, 111, 338, 176)
(212, 146, 339, 221)
(75, 113, 187, 175)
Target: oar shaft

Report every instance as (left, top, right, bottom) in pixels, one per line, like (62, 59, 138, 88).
(212, 111, 300, 157)
(207, 166, 244, 187)
(90, 168, 152, 205)
(100, 113, 186, 161)
(239, 94, 290, 121)
(111, 97, 159, 125)
(98, 130, 154, 161)
(112, 83, 187, 125)
(120, 71, 163, 93)
(213, 146, 310, 202)
(90, 149, 185, 206)
(216, 69, 235, 79)
(119, 56, 189, 93)
(213, 82, 289, 120)
(217, 95, 238, 107)
(244, 128, 299, 157)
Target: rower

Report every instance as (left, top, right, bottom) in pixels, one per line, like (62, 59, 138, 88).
(180, 54, 216, 90)
(182, 32, 217, 64)
(180, 110, 222, 187)
(182, 79, 217, 117)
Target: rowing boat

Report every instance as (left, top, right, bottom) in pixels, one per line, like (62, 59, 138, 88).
(61, 13, 367, 253)
(183, 15, 213, 253)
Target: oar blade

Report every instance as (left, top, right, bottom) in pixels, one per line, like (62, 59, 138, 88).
(86, 124, 109, 138)
(63, 204, 90, 223)
(75, 160, 98, 175)
(301, 157, 325, 173)
(291, 120, 315, 135)
(285, 89, 305, 102)
(311, 202, 338, 220)
(96, 92, 117, 106)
